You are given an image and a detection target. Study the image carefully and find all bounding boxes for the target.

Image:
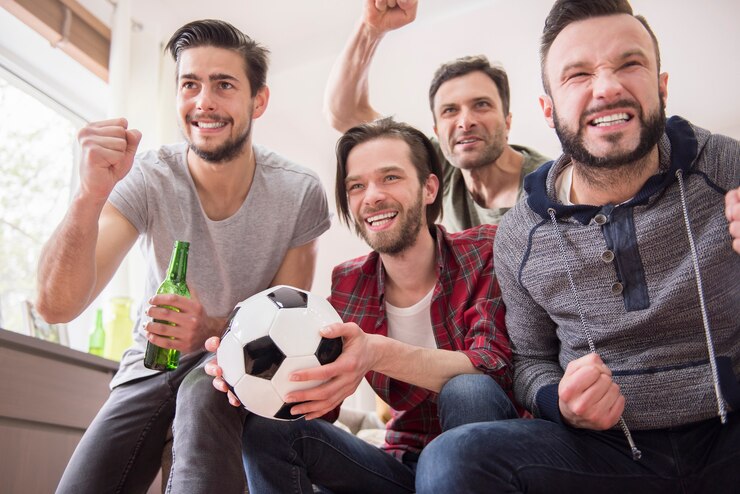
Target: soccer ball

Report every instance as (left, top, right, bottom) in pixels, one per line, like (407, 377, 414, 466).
(217, 285, 343, 420)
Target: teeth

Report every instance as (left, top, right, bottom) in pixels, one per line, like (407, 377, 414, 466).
(366, 212, 397, 225)
(197, 121, 226, 129)
(457, 138, 478, 145)
(592, 113, 630, 127)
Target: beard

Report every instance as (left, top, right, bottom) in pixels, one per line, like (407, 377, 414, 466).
(445, 127, 507, 170)
(355, 193, 424, 255)
(184, 111, 253, 163)
(553, 96, 666, 170)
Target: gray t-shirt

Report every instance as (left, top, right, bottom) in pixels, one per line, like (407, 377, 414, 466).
(108, 142, 331, 387)
(438, 143, 550, 232)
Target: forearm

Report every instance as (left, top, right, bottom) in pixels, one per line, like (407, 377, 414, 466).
(36, 193, 107, 322)
(369, 335, 480, 393)
(323, 20, 384, 133)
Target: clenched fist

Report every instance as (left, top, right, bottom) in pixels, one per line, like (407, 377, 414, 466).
(77, 118, 142, 202)
(363, 0, 418, 37)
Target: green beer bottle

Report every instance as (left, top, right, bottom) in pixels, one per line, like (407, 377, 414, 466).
(88, 308, 105, 357)
(143, 240, 190, 371)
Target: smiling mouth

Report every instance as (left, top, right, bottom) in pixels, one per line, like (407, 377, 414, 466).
(365, 212, 398, 227)
(192, 121, 227, 129)
(589, 112, 632, 127)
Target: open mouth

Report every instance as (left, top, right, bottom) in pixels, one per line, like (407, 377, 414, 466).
(365, 211, 398, 228)
(455, 136, 482, 146)
(192, 121, 227, 129)
(588, 112, 632, 127)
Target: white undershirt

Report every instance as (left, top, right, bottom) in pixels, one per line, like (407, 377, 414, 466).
(385, 286, 437, 349)
(556, 164, 575, 205)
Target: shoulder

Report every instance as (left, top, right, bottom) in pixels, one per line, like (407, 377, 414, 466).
(442, 223, 497, 245)
(511, 144, 551, 171)
(331, 253, 374, 282)
(254, 145, 323, 186)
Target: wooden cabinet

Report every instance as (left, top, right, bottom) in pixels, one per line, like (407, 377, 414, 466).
(0, 328, 117, 493)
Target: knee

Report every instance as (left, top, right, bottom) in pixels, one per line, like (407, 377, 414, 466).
(416, 428, 475, 493)
(440, 374, 496, 401)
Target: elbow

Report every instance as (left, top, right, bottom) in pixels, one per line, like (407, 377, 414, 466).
(34, 292, 77, 324)
(322, 103, 351, 134)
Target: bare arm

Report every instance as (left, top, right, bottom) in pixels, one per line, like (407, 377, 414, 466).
(270, 239, 320, 290)
(36, 119, 141, 323)
(286, 322, 480, 419)
(323, 0, 418, 133)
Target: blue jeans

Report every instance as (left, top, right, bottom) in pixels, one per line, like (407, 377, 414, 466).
(416, 413, 740, 494)
(241, 374, 516, 493)
(56, 353, 247, 494)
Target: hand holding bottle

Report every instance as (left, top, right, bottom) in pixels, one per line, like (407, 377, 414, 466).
(145, 288, 224, 354)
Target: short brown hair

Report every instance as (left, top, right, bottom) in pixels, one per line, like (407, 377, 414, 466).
(540, 0, 661, 93)
(428, 55, 510, 121)
(335, 118, 443, 232)
(165, 19, 270, 96)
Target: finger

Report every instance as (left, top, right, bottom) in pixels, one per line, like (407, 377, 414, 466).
(290, 359, 342, 383)
(204, 358, 222, 377)
(563, 352, 604, 378)
(375, 0, 388, 12)
(559, 364, 602, 402)
(86, 118, 129, 130)
(726, 188, 740, 220)
(205, 336, 221, 352)
(146, 306, 196, 328)
(211, 376, 230, 393)
(145, 330, 178, 349)
(568, 372, 614, 417)
(227, 390, 242, 407)
(387, 0, 397, 8)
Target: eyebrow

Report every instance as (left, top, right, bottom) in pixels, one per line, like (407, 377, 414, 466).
(345, 165, 405, 184)
(179, 73, 240, 82)
(560, 49, 649, 76)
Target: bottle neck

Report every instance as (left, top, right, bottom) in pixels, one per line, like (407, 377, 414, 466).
(166, 241, 189, 284)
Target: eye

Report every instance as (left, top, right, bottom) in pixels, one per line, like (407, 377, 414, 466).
(440, 107, 457, 116)
(348, 183, 364, 191)
(219, 81, 234, 90)
(181, 81, 197, 90)
(384, 175, 400, 182)
(475, 101, 492, 109)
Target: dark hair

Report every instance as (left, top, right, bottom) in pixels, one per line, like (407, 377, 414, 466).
(165, 19, 270, 95)
(428, 55, 510, 120)
(335, 117, 443, 232)
(540, 0, 661, 92)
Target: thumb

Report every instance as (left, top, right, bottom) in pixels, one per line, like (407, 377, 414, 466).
(320, 322, 354, 339)
(125, 129, 142, 159)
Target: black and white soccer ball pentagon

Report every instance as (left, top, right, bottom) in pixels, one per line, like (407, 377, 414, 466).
(217, 285, 343, 420)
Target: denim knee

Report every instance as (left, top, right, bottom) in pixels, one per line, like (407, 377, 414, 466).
(438, 374, 517, 431)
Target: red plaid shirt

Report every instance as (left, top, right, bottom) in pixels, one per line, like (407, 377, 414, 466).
(328, 224, 517, 458)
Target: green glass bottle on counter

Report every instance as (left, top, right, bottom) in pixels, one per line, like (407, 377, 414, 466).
(144, 240, 190, 371)
(88, 308, 105, 357)
(103, 296, 134, 361)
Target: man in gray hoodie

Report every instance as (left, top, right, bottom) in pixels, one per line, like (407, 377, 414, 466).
(415, 1, 739, 493)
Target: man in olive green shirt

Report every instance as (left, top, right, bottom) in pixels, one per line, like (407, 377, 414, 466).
(324, 0, 549, 231)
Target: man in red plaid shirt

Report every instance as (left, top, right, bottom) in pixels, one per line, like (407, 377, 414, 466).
(207, 118, 521, 493)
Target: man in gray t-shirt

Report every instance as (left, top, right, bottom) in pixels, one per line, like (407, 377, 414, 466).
(324, 0, 549, 232)
(37, 20, 329, 494)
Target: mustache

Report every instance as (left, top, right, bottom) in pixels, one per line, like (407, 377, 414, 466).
(186, 113, 232, 124)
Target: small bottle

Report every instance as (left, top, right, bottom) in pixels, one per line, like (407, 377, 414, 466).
(144, 240, 190, 371)
(88, 308, 105, 357)
(103, 296, 134, 362)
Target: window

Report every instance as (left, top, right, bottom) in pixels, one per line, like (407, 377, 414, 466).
(0, 71, 83, 333)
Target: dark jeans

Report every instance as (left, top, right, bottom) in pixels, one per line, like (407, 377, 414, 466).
(416, 413, 740, 494)
(241, 374, 517, 493)
(56, 353, 246, 494)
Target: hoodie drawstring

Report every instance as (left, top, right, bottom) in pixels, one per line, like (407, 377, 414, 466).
(547, 208, 642, 461)
(675, 170, 728, 424)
